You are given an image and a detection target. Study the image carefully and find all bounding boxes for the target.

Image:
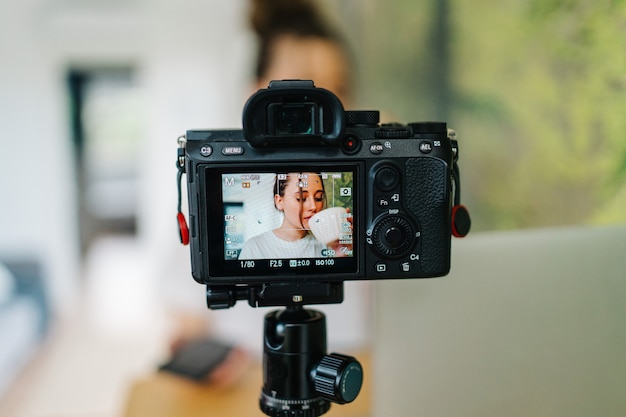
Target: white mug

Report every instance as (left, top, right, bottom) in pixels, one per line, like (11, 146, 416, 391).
(309, 207, 348, 245)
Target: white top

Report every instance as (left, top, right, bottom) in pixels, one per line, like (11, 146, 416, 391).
(239, 230, 326, 259)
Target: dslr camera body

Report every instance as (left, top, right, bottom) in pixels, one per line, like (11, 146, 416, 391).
(177, 80, 469, 309)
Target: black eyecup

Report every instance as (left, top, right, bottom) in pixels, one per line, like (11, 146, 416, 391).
(242, 80, 345, 148)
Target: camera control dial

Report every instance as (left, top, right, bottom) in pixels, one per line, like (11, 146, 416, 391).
(345, 110, 380, 126)
(371, 215, 416, 258)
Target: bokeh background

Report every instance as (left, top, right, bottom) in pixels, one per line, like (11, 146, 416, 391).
(1, 0, 624, 416)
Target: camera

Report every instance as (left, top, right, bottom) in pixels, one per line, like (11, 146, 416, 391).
(176, 80, 469, 309)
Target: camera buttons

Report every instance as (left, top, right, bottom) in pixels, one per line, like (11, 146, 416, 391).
(341, 135, 361, 154)
(200, 145, 213, 157)
(419, 141, 433, 154)
(221, 146, 244, 156)
(375, 263, 387, 273)
(369, 142, 384, 154)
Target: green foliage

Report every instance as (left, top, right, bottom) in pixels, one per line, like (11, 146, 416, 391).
(348, 0, 626, 230)
(451, 0, 626, 229)
(325, 172, 353, 209)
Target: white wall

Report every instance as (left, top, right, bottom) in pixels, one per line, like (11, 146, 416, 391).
(0, 0, 253, 315)
(0, 0, 80, 313)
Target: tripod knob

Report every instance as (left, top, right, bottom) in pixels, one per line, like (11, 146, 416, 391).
(313, 353, 363, 404)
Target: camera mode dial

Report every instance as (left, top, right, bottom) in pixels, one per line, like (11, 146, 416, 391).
(371, 215, 416, 258)
(409, 121, 447, 134)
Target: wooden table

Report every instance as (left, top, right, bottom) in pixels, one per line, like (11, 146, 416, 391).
(122, 351, 371, 417)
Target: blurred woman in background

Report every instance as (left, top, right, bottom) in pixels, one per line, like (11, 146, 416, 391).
(249, 0, 353, 105)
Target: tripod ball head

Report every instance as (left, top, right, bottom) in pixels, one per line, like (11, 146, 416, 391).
(261, 307, 363, 417)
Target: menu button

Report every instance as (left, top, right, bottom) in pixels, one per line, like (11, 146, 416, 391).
(222, 146, 244, 156)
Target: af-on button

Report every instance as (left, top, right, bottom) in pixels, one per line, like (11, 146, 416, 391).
(369, 142, 384, 154)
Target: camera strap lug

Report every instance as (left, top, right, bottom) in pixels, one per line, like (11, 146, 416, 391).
(176, 135, 190, 245)
(177, 135, 187, 172)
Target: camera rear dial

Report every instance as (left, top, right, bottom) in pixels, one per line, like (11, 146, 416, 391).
(370, 214, 416, 258)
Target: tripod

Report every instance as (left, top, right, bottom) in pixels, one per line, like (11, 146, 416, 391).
(260, 306, 363, 417)
(206, 282, 363, 417)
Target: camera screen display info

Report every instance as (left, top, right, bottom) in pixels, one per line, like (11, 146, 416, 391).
(221, 171, 354, 269)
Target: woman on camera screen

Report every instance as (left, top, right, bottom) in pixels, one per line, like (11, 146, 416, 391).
(238, 172, 351, 260)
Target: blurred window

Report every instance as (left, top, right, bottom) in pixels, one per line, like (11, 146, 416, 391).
(67, 67, 145, 253)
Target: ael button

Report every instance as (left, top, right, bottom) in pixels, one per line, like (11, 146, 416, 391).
(451, 205, 471, 238)
(419, 141, 433, 154)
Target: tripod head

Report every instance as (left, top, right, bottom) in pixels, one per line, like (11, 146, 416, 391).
(205, 282, 363, 416)
(261, 305, 363, 417)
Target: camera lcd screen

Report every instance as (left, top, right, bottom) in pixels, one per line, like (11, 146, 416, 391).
(205, 165, 359, 280)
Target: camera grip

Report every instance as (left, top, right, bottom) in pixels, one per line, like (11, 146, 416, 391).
(404, 158, 451, 275)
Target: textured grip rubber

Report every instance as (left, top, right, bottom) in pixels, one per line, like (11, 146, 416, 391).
(404, 158, 451, 275)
